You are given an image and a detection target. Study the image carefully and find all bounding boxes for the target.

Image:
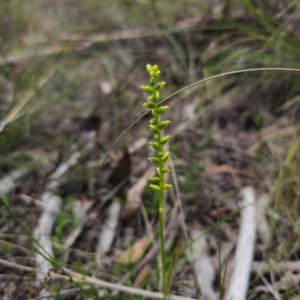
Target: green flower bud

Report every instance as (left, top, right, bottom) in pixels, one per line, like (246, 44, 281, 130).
(161, 151, 170, 162)
(156, 82, 166, 89)
(158, 120, 170, 129)
(162, 168, 170, 173)
(160, 135, 170, 145)
(149, 157, 160, 164)
(154, 134, 159, 140)
(152, 65, 159, 72)
(149, 102, 156, 109)
(150, 119, 157, 125)
(140, 85, 153, 94)
(146, 64, 152, 73)
(150, 184, 161, 191)
(157, 106, 169, 114)
(158, 152, 164, 158)
(149, 141, 159, 150)
(154, 91, 160, 102)
(163, 184, 172, 190)
(150, 94, 157, 103)
(149, 125, 158, 133)
(143, 102, 155, 109)
(151, 177, 161, 183)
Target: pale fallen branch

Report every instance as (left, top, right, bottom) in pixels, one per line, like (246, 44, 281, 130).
(189, 223, 217, 300)
(33, 150, 81, 298)
(0, 168, 27, 197)
(33, 192, 61, 299)
(96, 200, 121, 259)
(252, 261, 300, 274)
(18, 193, 60, 214)
(226, 186, 257, 300)
(47, 151, 81, 190)
(0, 258, 196, 300)
(256, 194, 271, 250)
(36, 287, 91, 300)
(62, 199, 94, 262)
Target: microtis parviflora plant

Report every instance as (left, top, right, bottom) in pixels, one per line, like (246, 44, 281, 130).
(140, 64, 172, 300)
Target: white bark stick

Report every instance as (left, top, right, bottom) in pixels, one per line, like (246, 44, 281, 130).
(34, 192, 61, 300)
(0, 169, 26, 197)
(96, 200, 121, 264)
(189, 227, 217, 300)
(226, 187, 257, 300)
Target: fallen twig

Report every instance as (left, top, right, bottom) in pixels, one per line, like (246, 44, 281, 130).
(188, 222, 217, 300)
(0, 168, 27, 197)
(226, 187, 257, 300)
(0, 258, 197, 300)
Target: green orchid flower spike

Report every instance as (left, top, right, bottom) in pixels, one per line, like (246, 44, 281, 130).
(141, 64, 172, 300)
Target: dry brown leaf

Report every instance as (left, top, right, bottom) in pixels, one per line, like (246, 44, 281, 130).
(116, 235, 151, 265)
(202, 161, 256, 178)
(133, 264, 151, 287)
(235, 125, 275, 141)
(209, 206, 229, 218)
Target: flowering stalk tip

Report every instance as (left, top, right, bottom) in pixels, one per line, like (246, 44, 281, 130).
(141, 64, 172, 191)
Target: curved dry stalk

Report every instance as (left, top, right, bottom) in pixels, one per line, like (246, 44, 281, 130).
(100, 67, 300, 168)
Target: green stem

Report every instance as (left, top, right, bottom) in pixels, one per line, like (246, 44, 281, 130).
(155, 104, 167, 299)
(159, 187, 167, 299)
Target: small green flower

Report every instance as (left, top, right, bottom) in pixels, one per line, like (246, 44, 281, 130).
(140, 85, 153, 94)
(143, 102, 155, 109)
(148, 157, 160, 164)
(161, 151, 170, 162)
(156, 82, 166, 89)
(149, 125, 158, 133)
(151, 177, 161, 183)
(158, 121, 170, 129)
(163, 184, 172, 190)
(149, 141, 159, 150)
(150, 184, 161, 191)
(160, 135, 170, 145)
(157, 106, 169, 114)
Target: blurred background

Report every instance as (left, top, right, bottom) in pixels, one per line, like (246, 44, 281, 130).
(1, 1, 300, 299)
